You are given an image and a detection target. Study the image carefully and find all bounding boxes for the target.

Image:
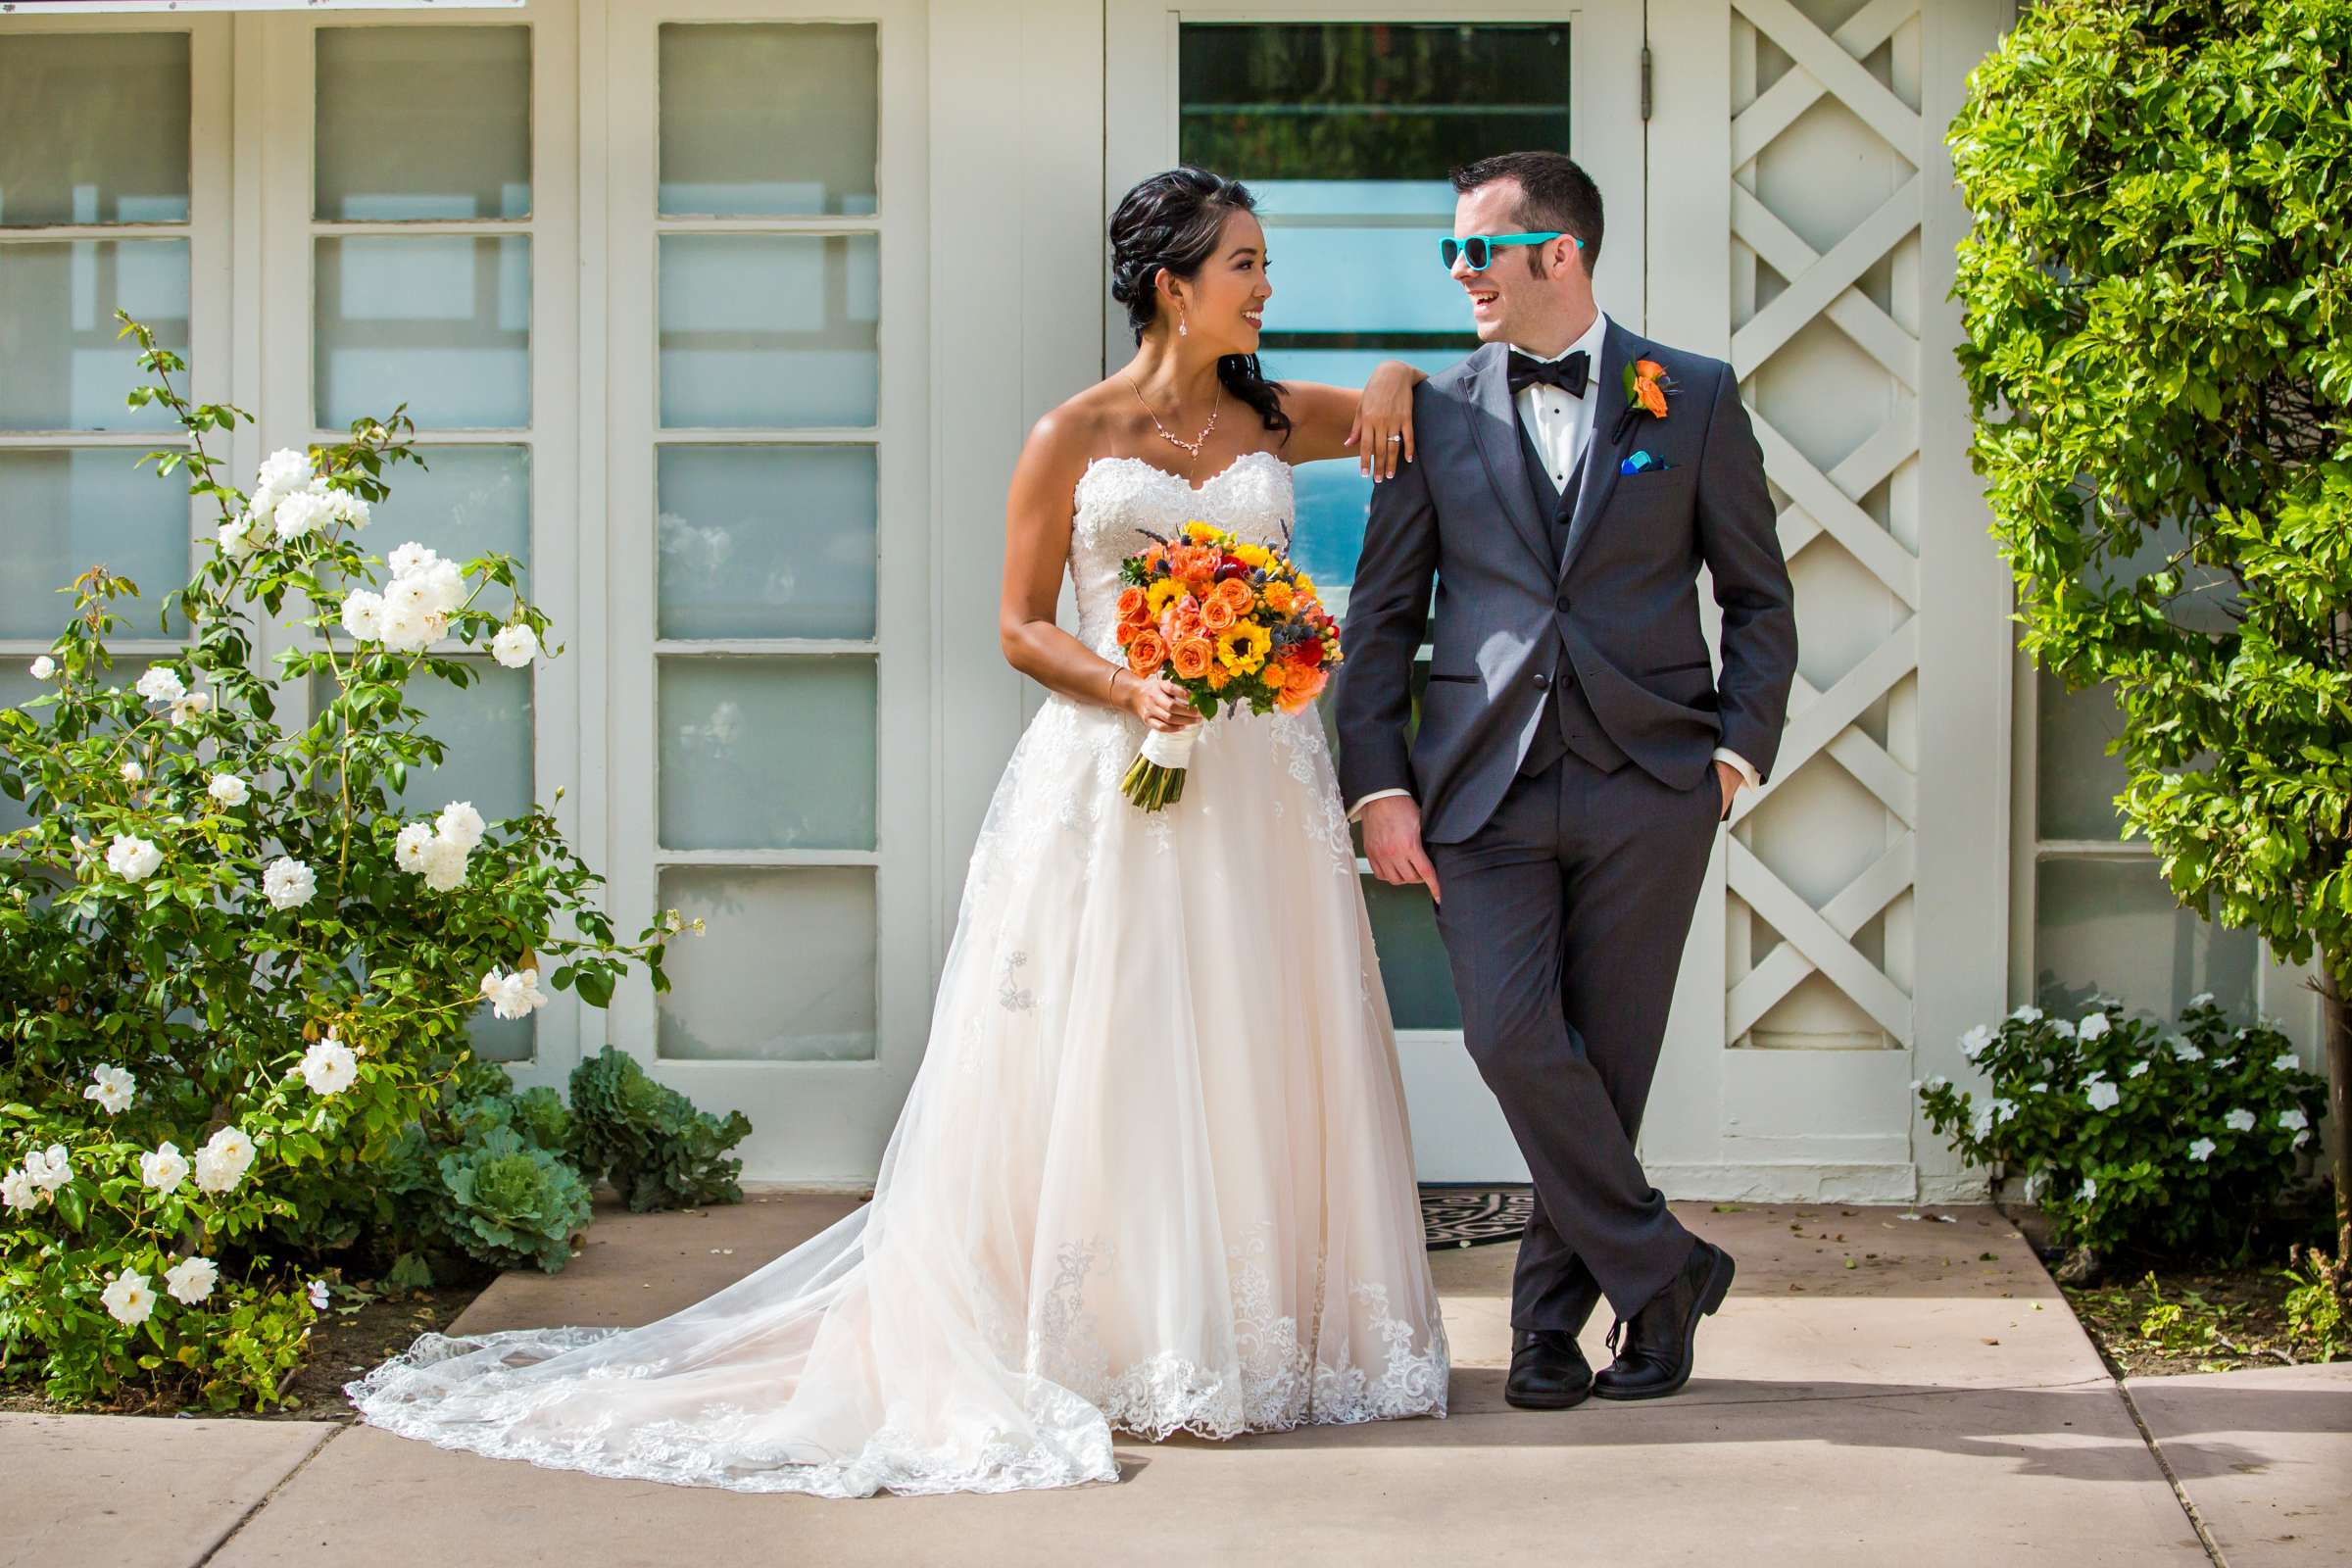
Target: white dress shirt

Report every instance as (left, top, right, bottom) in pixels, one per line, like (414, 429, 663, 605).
(1346, 310, 1760, 822)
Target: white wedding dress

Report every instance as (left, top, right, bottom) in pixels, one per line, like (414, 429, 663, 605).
(346, 450, 1449, 1496)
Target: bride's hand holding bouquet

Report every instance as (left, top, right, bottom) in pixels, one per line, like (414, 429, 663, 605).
(1113, 521, 1343, 810)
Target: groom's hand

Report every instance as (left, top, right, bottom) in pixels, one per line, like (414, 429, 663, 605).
(1714, 759, 1740, 820)
(1361, 796, 1442, 905)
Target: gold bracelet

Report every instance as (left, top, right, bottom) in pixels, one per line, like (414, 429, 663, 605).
(1104, 662, 1123, 700)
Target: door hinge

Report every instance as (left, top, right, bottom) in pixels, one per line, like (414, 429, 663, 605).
(1640, 44, 1653, 122)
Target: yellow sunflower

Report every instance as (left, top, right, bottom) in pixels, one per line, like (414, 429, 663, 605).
(1183, 520, 1220, 544)
(1216, 621, 1272, 673)
(1144, 577, 1188, 618)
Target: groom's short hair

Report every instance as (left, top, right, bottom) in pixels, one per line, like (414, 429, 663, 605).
(1449, 153, 1604, 278)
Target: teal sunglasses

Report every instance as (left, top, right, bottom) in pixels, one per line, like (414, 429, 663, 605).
(1440, 231, 1581, 270)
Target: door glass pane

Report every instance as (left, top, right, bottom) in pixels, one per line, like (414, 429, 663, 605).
(2034, 857, 2260, 1023)
(1, 665, 54, 835)
(1362, 875, 1458, 1030)
(349, 444, 530, 591)
(316, 26, 531, 221)
(657, 446, 875, 639)
(1179, 22, 1571, 590)
(316, 235, 531, 429)
(657, 656, 875, 851)
(657, 865, 876, 1060)
(658, 235, 877, 428)
(0, 240, 191, 431)
(0, 449, 190, 640)
(0, 32, 191, 227)
(658, 24, 877, 218)
(2035, 670, 2132, 842)
(314, 657, 532, 826)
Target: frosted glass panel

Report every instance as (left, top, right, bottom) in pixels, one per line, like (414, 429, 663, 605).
(2034, 858, 2259, 1023)
(0, 449, 191, 640)
(2036, 671, 2132, 842)
(353, 445, 530, 589)
(1362, 875, 1459, 1030)
(658, 24, 877, 218)
(659, 235, 877, 428)
(658, 656, 875, 850)
(657, 447, 875, 639)
(314, 657, 532, 825)
(466, 1004, 534, 1064)
(0, 32, 190, 227)
(316, 26, 531, 221)
(316, 236, 531, 429)
(0, 241, 190, 431)
(657, 866, 876, 1060)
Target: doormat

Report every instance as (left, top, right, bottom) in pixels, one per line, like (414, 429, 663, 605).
(1419, 1186, 1533, 1250)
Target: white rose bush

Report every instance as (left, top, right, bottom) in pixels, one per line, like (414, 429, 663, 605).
(0, 317, 680, 1408)
(1915, 996, 2327, 1262)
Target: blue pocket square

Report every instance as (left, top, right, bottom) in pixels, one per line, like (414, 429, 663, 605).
(1620, 450, 1674, 475)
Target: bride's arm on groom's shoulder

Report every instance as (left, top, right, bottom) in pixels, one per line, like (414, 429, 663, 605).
(1275, 361, 1427, 480)
(998, 409, 1201, 734)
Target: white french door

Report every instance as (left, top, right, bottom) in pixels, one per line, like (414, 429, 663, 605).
(597, 0, 933, 1185)
(1104, 1, 1652, 1181)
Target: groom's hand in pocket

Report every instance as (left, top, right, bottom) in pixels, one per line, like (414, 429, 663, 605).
(1361, 796, 1442, 906)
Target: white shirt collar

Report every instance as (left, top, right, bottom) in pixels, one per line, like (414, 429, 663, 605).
(1508, 308, 1609, 367)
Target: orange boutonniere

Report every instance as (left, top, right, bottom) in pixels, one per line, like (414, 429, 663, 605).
(1613, 356, 1677, 443)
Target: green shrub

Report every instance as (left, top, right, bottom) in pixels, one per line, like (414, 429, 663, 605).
(570, 1046, 751, 1213)
(1917, 998, 2326, 1260)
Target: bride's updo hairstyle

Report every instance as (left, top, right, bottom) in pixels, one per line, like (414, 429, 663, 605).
(1108, 166, 1292, 439)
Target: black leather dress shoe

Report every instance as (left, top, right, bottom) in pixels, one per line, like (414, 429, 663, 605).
(1504, 1328, 1593, 1410)
(1591, 1240, 1737, 1400)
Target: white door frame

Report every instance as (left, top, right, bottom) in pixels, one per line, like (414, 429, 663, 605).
(1102, 0, 1650, 1181)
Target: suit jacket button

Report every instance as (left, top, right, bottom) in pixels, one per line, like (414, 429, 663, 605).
(1554, 593, 1572, 612)
(1532, 671, 1551, 690)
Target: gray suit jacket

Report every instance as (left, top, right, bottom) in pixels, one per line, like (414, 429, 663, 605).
(1334, 322, 1797, 846)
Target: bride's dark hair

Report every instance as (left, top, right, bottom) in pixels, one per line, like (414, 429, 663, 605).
(1107, 167, 1292, 439)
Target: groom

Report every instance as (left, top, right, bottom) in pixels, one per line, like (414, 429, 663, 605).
(1335, 153, 1796, 1407)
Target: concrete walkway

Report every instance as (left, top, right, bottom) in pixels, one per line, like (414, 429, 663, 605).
(4, 1199, 2339, 1568)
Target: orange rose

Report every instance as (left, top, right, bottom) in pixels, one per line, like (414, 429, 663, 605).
(1211, 577, 1255, 615)
(1634, 359, 1666, 380)
(1170, 544, 1219, 581)
(1635, 376, 1668, 418)
(1115, 585, 1148, 622)
(1276, 665, 1328, 712)
(1126, 628, 1167, 676)
(1200, 597, 1238, 632)
(1171, 637, 1215, 680)
(1115, 620, 1140, 648)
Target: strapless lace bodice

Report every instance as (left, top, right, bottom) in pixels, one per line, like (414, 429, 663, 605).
(1068, 452, 1297, 656)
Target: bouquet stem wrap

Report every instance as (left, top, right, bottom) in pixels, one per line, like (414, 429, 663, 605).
(1123, 718, 1198, 810)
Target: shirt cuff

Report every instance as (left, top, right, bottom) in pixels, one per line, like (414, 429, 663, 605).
(1347, 788, 1413, 822)
(1711, 748, 1761, 793)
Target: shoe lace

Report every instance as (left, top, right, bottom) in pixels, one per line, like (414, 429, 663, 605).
(1604, 1316, 1624, 1354)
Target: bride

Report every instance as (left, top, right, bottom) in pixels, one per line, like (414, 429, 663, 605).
(346, 166, 1450, 1497)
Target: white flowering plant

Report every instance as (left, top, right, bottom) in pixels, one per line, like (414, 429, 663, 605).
(0, 317, 680, 1408)
(1916, 997, 2328, 1260)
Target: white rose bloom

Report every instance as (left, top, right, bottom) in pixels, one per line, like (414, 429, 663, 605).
(1971, 1103, 1995, 1140)
(209, 773, 251, 807)
(436, 801, 486, 853)
(386, 572, 434, 616)
(2078, 1012, 2111, 1041)
(2171, 1037, 2204, 1062)
(219, 512, 261, 561)
(421, 834, 470, 892)
(421, 558, 467, 615)
(29, 656, 56, 680)
(0, 1167, 35, 1210)
(1959, 1024, 1993, 1061)
(139, 1142, 190, 1193)
(2009, 1005, 2043, 1023)
(169, 690, 212, 728)
(101, 1270, 157, 1327)
(164, 1255, 220, 1306)
(479, 965, 552, 1021)
(271, 488, 334, 542)
(262, 857, 318, 910)
(120, 760, 144, 784)
(2050, 1018, 2078, 1040)
(299, 1035, 359, 1097)
(83, 1064, 136, 1115)
(2127, 1059, 2151, 1078)
(490, 623, 539, 669)
(2273, 1052, 2299, 1072)
(136, 665, 187, 705)
(2080, 1177, 2098, 1201)
(320, 486, 371, 530)
(2279, 1108, 2309, 1132)
(193, 1126, 256, 1194)
(2085, 1080, 2121, 1112)
(377, 599, 434, 655)
(340, 590, 387, 642)
(257, 447, 312, 498)
(2187, 1136, 2217, 1161)
(388, 541, 439, 578)
(25, 1144, 70, 1192)
(107, 834, 163, 882)
(308, 1278, 332, 1311)
(2223, 1107, 2256, 1133)
(394, 821, 436, 873)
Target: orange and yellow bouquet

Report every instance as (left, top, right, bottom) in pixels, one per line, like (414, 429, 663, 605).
(1113, 520, 1344, 810)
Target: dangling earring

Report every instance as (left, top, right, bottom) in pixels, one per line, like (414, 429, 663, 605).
(1177, 307, 1189, 338)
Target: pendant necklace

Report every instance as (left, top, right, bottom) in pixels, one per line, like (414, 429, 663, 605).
(1125, 374, 1221, 478)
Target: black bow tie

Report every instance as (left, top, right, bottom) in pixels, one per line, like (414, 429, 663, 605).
(1507, 349, 1590, 398)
